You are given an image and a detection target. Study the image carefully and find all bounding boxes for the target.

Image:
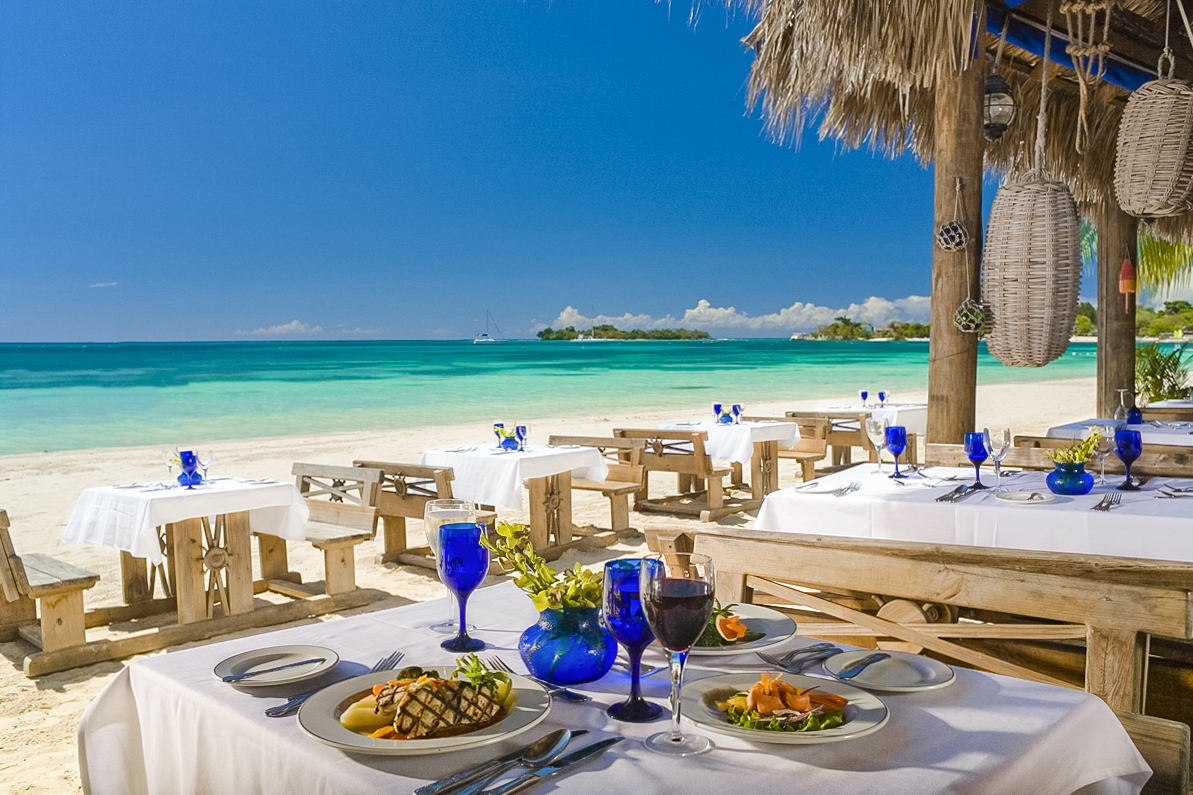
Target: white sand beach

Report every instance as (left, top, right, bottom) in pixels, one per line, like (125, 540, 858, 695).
(0, 377, 1094, 794)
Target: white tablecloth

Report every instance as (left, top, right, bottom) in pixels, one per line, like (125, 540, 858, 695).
(77, 581, 1149, 795)
(1147, 399, 1193, 409)
(1048, 418, 1193, 447)
(655, 420, 801, 465)
(755, 464, 1193, 562)
(63, 479, 309, 565)
(420, 444, 608, 510)
(813, 404, 929, 435)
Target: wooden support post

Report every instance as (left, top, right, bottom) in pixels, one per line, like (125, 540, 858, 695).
(1087, 626, 1147, 712)
(38, 589, 86, 652)
(257, 533, 291, 581)
(527, 477, 550, 551)
(609, 494, 630, 532)
(553, 471, 573, 546)
(380, 514, 408, 564)
(321, 545, 357, 595)
(927, 43, 986, 444)
(223, 512, 254, 616)
(170, 519, 206, 625)
(752, 440, 778, 498)
(1096, 202, 1138, 418)
(119, 552, 151, 604)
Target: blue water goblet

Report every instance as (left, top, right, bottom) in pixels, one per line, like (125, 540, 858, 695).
(602, 560, 663, 723)
(515, 424, 528, 451)
(877, 391, 887, 407)
(178, 450, 200, 489)
(493, 423, 505, 448)
(963, 432, 988, 489)
(859, 389, 868, 407)
(1114, 429, 1143, 491)
(731, 404, 742, 424)
(438, 523, 489, 652)
(885, 426, 908, 479)
(711, 402, 722, 421)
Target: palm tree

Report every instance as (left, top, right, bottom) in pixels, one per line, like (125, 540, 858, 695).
(1079, 219, 1193, 297)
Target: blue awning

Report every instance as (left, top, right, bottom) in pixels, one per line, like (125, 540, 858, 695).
(987, 4, 1154, 91)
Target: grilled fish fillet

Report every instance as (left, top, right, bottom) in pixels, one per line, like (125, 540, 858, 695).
(374, 679, 503, 738)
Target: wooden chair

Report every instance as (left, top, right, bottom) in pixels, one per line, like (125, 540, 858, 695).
(257, 464, 383, 596)
(744, 416, 830, 482)
(784, 411, 871, 466)
(351, 460, 496, 570)
(646, 525, 1193, 795)
(611, 429, 757, 521)
(0, 510, 99, 655)
(546, 436, 645, 534)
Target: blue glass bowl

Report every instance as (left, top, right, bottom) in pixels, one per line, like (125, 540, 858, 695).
(1046, 462, 1094, 496)
(519, 606, 617, 685)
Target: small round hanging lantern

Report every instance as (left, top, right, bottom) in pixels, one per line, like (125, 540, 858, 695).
(953, 299, 993, 335)
(936, 220, 970, 251)
(1113, 1, 1193, 219)
(942, 177, 992, 334)
(983, 73, 1017, 141)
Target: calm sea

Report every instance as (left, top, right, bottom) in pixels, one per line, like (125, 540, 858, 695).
(0, 340, 1097, 455)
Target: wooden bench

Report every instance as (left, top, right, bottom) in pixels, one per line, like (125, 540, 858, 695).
(547, 436, 645, 534)
(257, 464, 383, 596)
(648, 524, 1193, 794)
(612, 429, 758, 521)
(0, 510, 99, 655)
(352, 460, 496, 570)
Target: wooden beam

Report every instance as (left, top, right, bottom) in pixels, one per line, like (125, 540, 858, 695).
(794, 622, 1088, 639)
(1115, 711, 1191, 795)
(927, 41, 985, 444)
(1096, 202, 1138, 418)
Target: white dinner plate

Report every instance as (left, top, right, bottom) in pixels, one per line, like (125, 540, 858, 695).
(689, 603, 798, 657)
(683, 672, 888, 744)
(789, 481, 847, 495)
(298, 668, 551, 756)
(822, 650, 956, 692)
(214, 645, 339, 688)
(995, 491, 1056, 506)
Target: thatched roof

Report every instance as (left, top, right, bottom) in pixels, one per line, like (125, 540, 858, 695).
(732, 0, 1193, 243)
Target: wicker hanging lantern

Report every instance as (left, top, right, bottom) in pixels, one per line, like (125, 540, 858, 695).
(1113, 0, 1193, 217)
(983, 1, 1083, 367)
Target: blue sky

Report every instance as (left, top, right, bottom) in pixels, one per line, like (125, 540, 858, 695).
(1, 1, 954, 341)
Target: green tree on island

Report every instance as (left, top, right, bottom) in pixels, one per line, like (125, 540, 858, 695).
(536, 324, 709, 341)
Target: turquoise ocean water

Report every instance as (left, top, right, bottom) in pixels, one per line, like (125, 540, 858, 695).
(0, 340, 1098, 456)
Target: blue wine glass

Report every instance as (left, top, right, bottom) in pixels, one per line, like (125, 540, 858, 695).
(515, 424, 528, 451)
(963, 432, 988, 489)
(731, 404, 742, 424)
(858, 389, 868, 407)
(438, 523, 489, 652)
(877, 390, 887, 406)
(1114, 429, 1143, 491)
(885, 426, 908, 479)
(601, 560, 663, 723)
(711, 402, 722, 421)
(493, 423, 504, 448)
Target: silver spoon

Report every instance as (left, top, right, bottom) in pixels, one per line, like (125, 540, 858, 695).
(454, 728, 573, 795)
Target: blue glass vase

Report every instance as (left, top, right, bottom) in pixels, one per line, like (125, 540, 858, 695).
(1046, 462, 1094, 496)
(519, 606, 617, 685)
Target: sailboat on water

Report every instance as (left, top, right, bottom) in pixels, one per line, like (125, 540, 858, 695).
(473, 310, 507, 344)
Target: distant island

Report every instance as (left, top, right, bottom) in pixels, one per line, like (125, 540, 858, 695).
(537, 324, 710, 341)
(810, 316, 931, 340)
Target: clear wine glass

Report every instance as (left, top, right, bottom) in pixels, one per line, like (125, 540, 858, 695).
(425, 499, 479, 633)
(195, 448, 213, 483)
(1114, 389, 1130, 426)
(865, 416, 888, 474)
(1095, 425, 1115, 485)
(982, 428, 1010, 491)
(161, 447, 179, 485)
(640, 552, 715, 756)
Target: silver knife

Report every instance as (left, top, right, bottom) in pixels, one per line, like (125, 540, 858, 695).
(935, 485, 964, 503)
(416, 730, 590, 795)
(482, 737, 624, 795)
(220, 657, 325, 683)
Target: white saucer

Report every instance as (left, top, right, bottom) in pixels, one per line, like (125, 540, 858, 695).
(822, 650, 955, 692)
(996, 491, 1056, 505)
(214, 645, 339, 687)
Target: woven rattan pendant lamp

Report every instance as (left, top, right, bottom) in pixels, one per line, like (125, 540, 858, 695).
(983, 1, 1082, 367)
(1114, 0, 1193, 218)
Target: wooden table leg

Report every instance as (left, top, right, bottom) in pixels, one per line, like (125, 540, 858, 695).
(1087, 627, 1147, 712)
(527, 477, 550, 551)
(120, 551, 152, 604)
(223, 512, 254, 616)
(751, 440, 779, 499)
(170, 519, 206, 625)
(552, 471, 573, 546)
(380, 514, 408, 564)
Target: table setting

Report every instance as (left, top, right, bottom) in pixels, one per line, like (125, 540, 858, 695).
(812, 390, 928, 436)
(656, 403, 801, 467)
(1048, 417, 1193, 448)
(77, 528, 1152, 795)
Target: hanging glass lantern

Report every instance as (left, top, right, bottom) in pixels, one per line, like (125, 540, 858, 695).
(983, 73, 1016, 141)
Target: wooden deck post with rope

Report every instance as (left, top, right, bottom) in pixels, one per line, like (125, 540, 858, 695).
(1096, 201, 1138, 418)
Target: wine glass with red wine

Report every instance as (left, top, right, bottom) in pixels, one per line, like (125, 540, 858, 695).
(640, 552, 715, 756)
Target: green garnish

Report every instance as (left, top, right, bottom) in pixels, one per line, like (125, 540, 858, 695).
(482, 523, 602, 611)
(722, 700, 845, 733)
(1046, 431, 1101, 464)
(452, 653, 509, 692)
(694, 600, 765, 647)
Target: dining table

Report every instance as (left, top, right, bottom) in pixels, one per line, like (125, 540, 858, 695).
(63, 477, 310, 625)
(419, 444, 608, 551)
(76, 580, 1151, 795)
(811, 403, 929, 435)
(655, 420, 801, 497)
(1047, 418, 1193, 447)
(753, 463, 1193, 563)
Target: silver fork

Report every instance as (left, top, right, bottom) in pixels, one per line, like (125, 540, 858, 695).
(1091, 494, 1110, 512)
(835, 481, 861, 497)
(265, 650, 404, 717)
(486, 656, 590, 703)
(1105, 493, 1122, 511)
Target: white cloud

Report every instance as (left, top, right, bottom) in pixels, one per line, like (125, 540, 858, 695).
(548, 295, 931, 336)
(238, 319, 323, 336)
(90, 282, 118, 288)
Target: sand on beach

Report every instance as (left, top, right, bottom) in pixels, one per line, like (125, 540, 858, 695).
(0, 376, 1094, 794)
